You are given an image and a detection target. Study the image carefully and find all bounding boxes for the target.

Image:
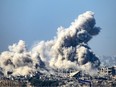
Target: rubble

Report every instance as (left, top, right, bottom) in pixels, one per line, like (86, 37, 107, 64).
(0, 66, 115, 87)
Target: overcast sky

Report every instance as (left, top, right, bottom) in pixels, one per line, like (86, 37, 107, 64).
(0, 0, 116, 56)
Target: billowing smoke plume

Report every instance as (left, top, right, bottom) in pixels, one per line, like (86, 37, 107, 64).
(0, 40, 45, 76)
(0, 11, 101, 76)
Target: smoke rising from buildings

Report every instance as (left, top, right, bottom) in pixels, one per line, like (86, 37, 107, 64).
(0, 11, 101, 76)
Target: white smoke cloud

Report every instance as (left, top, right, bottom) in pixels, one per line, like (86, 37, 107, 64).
(0, 11, 101, 76)
(48, 11, 100, 69)
(0, 40, 45, 76)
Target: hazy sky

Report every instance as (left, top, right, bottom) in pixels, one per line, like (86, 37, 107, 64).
(0, 0, 116, 56)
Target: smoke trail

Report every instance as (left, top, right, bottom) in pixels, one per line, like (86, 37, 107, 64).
(0, 11, 101, 76)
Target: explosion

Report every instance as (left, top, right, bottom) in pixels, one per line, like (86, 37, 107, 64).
(0, 11, 101, 76)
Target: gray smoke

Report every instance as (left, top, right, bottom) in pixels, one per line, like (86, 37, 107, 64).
(48, 11, 101, 70)
(0, 11, 101, 76)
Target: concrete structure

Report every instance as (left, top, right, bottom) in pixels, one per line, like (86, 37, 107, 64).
(69, 71, 81, 78)
(99, 66, 116, 76)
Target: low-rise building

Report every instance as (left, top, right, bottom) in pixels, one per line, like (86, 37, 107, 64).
(99, 66, 116, 77)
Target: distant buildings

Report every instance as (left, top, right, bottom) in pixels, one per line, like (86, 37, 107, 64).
(99, 66, 116, 77)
